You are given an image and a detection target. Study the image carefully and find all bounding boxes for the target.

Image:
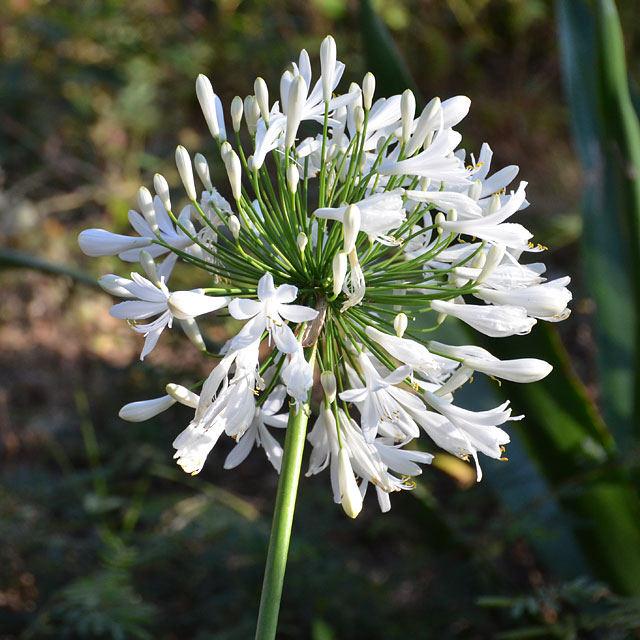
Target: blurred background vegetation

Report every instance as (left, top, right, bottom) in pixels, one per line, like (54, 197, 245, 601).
(1, 0, 640, 638)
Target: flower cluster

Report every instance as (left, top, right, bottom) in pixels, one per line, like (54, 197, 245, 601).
(79, 37, 571, 518)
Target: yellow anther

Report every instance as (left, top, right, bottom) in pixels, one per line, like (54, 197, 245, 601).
(127, 318, 139, 327)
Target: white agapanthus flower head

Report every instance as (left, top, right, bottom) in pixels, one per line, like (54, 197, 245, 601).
(80, 36, 570, 518)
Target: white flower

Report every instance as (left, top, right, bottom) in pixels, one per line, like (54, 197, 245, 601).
(228, 272, 318, 354)
(431, 299, 537, 338)
(474, 276, 572, 320)
(173, 341, 262, 475)
(338, 448, 363, 518)
(340, 353, 421, 442)
(78, 229, 151, 257)
(365, 326, 455, 383)
(428, 341, 553, 383)
(418, 391, 517, 481)
(377, 129, 471, 186)
(314, 189, 406, 244)
(119, 395, 176, 422)
(281, 342, 314, 410)
(109, 259, 228, 359)
(224, 385, 288, 472)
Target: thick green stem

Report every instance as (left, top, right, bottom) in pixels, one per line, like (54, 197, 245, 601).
(254, 345, 317, 640)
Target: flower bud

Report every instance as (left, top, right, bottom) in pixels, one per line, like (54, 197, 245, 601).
(446, 208, 457, 222)
(434, 211, 445, 234)
(244, 95, 260, 134)
(286, 164, 299, 193)
(231, 96, 244, 132)
(196, 74, 225, 141)
(78, 229, 151, 257)
(320, 35, 337, 102)
(477, 244, 505, 284)
(394, 313, 408, 337)
(354, 106, 365, 133)
(338, 449, 363, 519)
(175, 146, 197, 201)
(224, 149, 242, 201)
(228, 214, 241, 239)
(180, 317, 206, 351)
(166, 383, 199, 408)
(487, 193, 501, 215)
(406, 97, 441, 156)
(153, 173, 171, 212)
(332, 252, 348, 296)
(137, 186, 158, 233)
(220, 141, 233, 163)
(343, 204, 361, 253)
(169, 290, 230, 320)
(362, 72, 375, 110)
(285, 75, 307, 149)
(98, 274, 134, 297)
(119, 395, 176, 422)
(194, 153, 213, 192)
(320, 371, 337, 403)
(139, 250, 159, 286)
(468, 179, 482, 201)
(401, 89, 416, 144)
(254, 77, 269, 122)
(296, 232, 308, 251)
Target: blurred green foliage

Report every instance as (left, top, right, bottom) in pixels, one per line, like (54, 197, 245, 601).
(2, 0, 640, 638)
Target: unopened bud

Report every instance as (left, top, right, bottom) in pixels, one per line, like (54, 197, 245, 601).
(343, 204, 361, 253)
(470, 251, 486, 270)
(254, 77, 269, 122)
(332, 252, 348, 296)
(477, 244, 505, 283)
(196, 74, 225, 140)
(228, 215, 241, 239)
(296, 232, 308, 251)
(406, 96, 441, 156)
(320, 35, 337, 102)
(153, 174, 171, 212)
(320, 371, 337, 403)
(487, 193, 501, 215)
(434, 211, 445, 233)
(468, 179, 482, 201)
(338, 449, 363, 519)
(166, 383, 199, 408)
(244, 95, 260, 134)
(354, 106, 365, 133)
(231, 96, 244, 133)
(194, 153, 213, 192)
(175, 146, 197, 201)
(224, 150, 242, 201)
(446, 208, 457, 222)
(394, 313, 408, 338)
(362, 72, 375, 110)
(137, 186, 158, 233)
(286, 164, 299, 193)
(285, 75, 307, 149)
(139, 250, 159, 286)
(401, 89, 416, 144)
(220, 141, 233, 163)
(119, 395, 176, 422)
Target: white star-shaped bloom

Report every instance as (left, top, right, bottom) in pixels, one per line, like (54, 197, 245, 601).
(228, 272, 318, 354)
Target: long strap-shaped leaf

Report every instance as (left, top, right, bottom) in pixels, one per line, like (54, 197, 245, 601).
(557, 0, 639, 445)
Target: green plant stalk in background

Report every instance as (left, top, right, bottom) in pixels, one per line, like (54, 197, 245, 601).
(255, 345, 317, 640)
